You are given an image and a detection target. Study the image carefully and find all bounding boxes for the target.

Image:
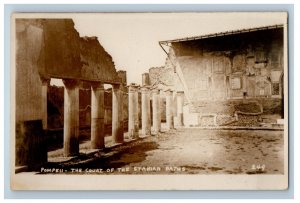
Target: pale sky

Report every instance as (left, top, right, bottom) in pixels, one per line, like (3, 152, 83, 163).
(51, 12, 287, 86)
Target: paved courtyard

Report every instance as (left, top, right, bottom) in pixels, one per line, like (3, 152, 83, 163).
(43, 128, 284, 175)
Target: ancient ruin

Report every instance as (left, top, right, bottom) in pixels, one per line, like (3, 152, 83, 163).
(15, 18, 182, 169)
(156, 25, 284, 127)
(14, 18, 285, 178)
(15, 19, 125, 166)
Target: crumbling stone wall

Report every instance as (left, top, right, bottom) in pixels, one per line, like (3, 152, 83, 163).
(15, 19, 47, 166)
(80, 37, 119, 83)
(15, 18, 122, 166)
(171, 27, 284, 121)
(16, 19, 44, 122)
(40, 19, 82, 77)
(16, 19, 121, 128)
(38, 19, 119, 83)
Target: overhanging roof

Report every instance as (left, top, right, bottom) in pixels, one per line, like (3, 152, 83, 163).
(159, 24, 284, 45)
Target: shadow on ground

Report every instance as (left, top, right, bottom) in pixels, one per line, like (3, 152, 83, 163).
(31, 128, 283, 175)
(38, 140, 159, 174)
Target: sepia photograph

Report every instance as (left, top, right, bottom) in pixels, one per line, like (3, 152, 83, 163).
(10, 12, 288, 190)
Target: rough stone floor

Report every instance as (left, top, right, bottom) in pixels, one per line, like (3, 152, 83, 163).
(41, 127, 284, 175)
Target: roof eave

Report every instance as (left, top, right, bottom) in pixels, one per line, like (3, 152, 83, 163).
(159, 24, 284, 45)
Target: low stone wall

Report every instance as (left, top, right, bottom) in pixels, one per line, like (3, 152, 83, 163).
(190, 98, 282, 115)
(185, 98, 283, 127)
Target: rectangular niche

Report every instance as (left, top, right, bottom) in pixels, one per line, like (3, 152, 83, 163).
(231, 77, 241, 90)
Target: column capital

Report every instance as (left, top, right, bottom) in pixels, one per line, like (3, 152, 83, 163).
(63, 79, 79, 88)
(151, 88, 160, 94)
(40, 76, 50, 85)
(140, 86, 150, 93)
(128, 83, 139, 93)
(112, 83, 121, 90)
(90, 82, 104, 89)
(165, 89, 173, 95)
(177, 91, 184, 95)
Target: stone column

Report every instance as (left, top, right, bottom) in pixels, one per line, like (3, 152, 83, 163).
(134, 88, 140, 135)
(91, 82, 105, 149)
(63, 79, 79, 156)
(41, 77, 50, 130)
(158, 90, 162, 132)
(112, 84, 124, 143)
(128, 84, 139, 139)
(176, 91, 184, 127)
(152, 89, 161, 134)
(141, 86, 151, 136)
(165, 89, 174, 130)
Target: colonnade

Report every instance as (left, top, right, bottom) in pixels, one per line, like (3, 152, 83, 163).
(44, 74, 185, 157)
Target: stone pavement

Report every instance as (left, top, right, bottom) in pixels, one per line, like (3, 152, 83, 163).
(40, 127, 283, 175)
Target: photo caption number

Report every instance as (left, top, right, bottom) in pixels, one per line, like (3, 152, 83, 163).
(251, 164, 266, 171)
